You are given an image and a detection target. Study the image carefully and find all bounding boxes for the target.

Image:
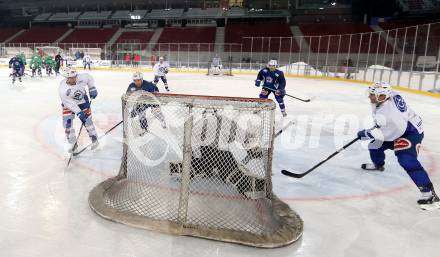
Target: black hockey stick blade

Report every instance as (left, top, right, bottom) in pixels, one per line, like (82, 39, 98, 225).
(298, 96, 311, 102)
(281, 137, 360, 179)
(274, 121, 294, 138)
(281, 169, 310, 178)
(285, 92, 312, 102)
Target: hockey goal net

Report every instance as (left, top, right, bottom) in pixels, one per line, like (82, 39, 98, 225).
(89, 92, 303, 248)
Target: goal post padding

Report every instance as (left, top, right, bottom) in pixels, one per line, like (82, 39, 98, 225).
(89, 92, 303, 248)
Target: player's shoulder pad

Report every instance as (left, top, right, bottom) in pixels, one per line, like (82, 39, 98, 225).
(59, 78, 67, 86)
(127, 83, 137, 92)
(262, 68, 268, 73)
(277, 70, 284, 75)
(81, 72, 93, 79)
(147, 80, 158, 87)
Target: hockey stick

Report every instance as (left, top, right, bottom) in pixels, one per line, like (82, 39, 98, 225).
(73, 120, 123, 157)
(275, 121, 294, 138)
(66, 100, 92, 167)
(281, 137, 359, 178)
(262, 86, 312, 102)
(66, 121, 86, 167)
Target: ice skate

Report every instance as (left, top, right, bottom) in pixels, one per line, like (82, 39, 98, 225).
(361, 163, 385, 172)
(418, 191, 440, 211)
(90, 139, 99, 151)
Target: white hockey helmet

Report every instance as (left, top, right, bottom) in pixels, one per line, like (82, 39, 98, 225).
(133, 71, 143, 81)
(159, 56, 164, 61)
(369, 82, 392, 101)
(268, 59, 278, 67)
(63, 67, 77, 78)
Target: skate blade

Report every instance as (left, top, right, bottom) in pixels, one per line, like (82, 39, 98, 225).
(91, 144, 100, 152)
(363, 168, 384, 172)
(419, 202, 440, 211)
(361, 165, 385, 172)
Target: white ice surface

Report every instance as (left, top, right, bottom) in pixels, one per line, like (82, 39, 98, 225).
(0, 68, 440, 257)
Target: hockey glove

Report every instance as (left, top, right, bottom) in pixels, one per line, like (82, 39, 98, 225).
(357, 129, 374, 140)
(275, 89, 286, 96)
(89, 88, 98, 99)
(165, 70, 169, 74)
(77, 111, 88, 124)
(255, 80, 261, 87)
(260, 89, 269, 96)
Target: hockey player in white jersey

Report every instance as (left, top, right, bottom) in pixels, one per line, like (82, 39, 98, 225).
(357, 82, 439, 210)
(83, 54, 92, 70)
(153, 57, 170, 91)
(59, 67, 99, 152)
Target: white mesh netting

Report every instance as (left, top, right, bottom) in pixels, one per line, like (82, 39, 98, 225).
(89, 92, 303, 248)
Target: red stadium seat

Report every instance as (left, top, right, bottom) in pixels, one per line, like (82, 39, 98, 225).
(299, 23, 394, 53)
(154, 27, 216, 52)
(0, 28, 22, 42)
(60, 27, 119, 48)
(11, 26, 70, 44)
(225, 23, 297, 52)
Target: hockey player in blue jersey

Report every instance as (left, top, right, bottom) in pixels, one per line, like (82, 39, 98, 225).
(357, 82, 439, 210)
(9, 55, 24, 84)
(127, 72, 166, 135)
(255, 60, 287, 117)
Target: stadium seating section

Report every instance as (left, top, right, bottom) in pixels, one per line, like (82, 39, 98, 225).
(60, 27, 119, 47)
(225, 23, 298, 52)
(2, 21, 437, 55)
(113, 31, 154, 50)
(115, 31, 154, 44)
(407, 0, 427, 10)
(10, 26, 70, 44)
(299, 23, 394, 53)
(378, 21, 440, 56)
(49, 12, 81, 21)
(154, 27, 216, 51)
(0, 28, 22, 42)
(78, 11, 112, 20)
(185, 8, 222, 18)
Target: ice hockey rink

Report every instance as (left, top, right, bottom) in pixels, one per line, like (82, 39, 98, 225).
(0, 67, 439, 257)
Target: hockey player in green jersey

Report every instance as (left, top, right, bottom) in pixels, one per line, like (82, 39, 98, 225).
(43, 55, 55, 76)
(30, 52, 43, 78)
(18, 52, 27, 75)
(18, 52, 27, 66)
